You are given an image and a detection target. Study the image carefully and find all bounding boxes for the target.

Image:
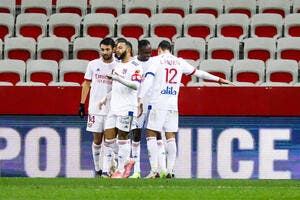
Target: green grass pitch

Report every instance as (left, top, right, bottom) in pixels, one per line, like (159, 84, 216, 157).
(0, 178, 300, 200)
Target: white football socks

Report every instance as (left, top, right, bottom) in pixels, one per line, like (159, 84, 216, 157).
(147, 137, 158, 172)
(102, 138, 116, 173)
(117, 139, 130, 172)
(92, 142, 101, 172)
(131, 141, 141, 173)
(166, 138, 177, 174)
(157, 139, 166, 173)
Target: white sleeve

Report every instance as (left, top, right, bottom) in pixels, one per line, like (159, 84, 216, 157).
(112, 75, 139, 90)
(138, 72, 154, 100)
(194, 70, 220, 82)
(84, 62, 93, 80)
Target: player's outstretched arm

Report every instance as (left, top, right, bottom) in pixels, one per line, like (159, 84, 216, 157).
(193, 70, 235, 86)
(78, 80, 91, 118)
(107, 73, 139, 90)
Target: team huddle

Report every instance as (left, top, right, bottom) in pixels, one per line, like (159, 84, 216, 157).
(79, 37, 233, 179)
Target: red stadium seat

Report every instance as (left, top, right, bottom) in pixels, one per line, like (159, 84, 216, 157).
(183, 14, 216, 41)
(117, 14, 149, 40)
(0, 59, 26, 85)
(73, 37, 102, 61)
(4, 37, 36, 62)
(243, 37, 276, 62)
(191, 0, 224, 18)
(207, 37, 239, 62)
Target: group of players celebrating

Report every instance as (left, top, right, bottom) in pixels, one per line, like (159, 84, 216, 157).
(79, 37, 233, 179)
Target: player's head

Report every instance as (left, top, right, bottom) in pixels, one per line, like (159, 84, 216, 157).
(100, 37, 115, 61)
(115, 38, 132, 61)
(157, 40, 172, 55)
(138, 39, 151, 62)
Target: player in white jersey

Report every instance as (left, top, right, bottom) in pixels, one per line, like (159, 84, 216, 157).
(78, 38, 117, 177)
(129, 39, 167, 178)
(102, 38, 143, 178)
(139, 40, 234, 178)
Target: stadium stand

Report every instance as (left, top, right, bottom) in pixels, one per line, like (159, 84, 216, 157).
(150, 13, 183, 41)
(20, 0, 52, 16)
(0, 0, 15, 16)
(124, 0, 157, 17)
(197, 59, 232, 85)
(183, 14, 216, 41)
(265, 59, 298, 85)
(243, 37, 276, 62)
(250, 13, 283, 39)
(142, 36, 171, 56)
(37, 37, 69, 63)
(224, 0, 256, 17)
(26, 59, 59, 85)
(0, 59, 26, 85)
(257, 0, 291, 18)
(190, 0, 224, 17)
(157, 0, 190, 17)
(16, 13, 48, 41)
(4, 37, 36, 62)
(116, 13, 150, 40)
(82, 13, 116, 38)
(207, 37, 240, 62)
(284, 13, 300, 37)
(277, 37, 300, 62)
(59, 59, 88, 84)
(293, 0, 300, 13)
(48, 13, 81, 42)
(216, 13, 249, 40)
(173, 37, 206, 63)
(73, 36, 102, 61)
(0, 13, 14, 42)
(56, 0, 87, 16)
(90, 0, 122, 17)
(232, 59, 265, 85)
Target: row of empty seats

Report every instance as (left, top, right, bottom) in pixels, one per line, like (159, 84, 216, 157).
(0, 59, 86, 86)
(1, 36, 300, 65)
(4, 0, 300, 18)
(1, 58, 300, 87)
(187, 59, 300, 86)
(1, 12, 300, 44)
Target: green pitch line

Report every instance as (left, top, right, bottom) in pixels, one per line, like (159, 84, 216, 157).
(0, 178, 300, 200)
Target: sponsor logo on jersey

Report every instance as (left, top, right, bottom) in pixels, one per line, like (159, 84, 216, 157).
(131, 60, 139, 66)
(160, 86, 177, 95)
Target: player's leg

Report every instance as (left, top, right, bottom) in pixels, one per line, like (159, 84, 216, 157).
(86, 114, 105, 177)
(92, 132, 103, 177)
(164, 110, 179, 178)
(165, 132, 176, 178)
(102, 114, 118, 177)
(145, 109, 166, 178)
(111, 114, 136, 178)
(129, 128, 141, 178)
(157, 132, 166, 178)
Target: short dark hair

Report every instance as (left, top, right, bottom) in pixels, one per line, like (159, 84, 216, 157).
(138, 39, 151, 50)
(100, 37, 115, 48)
(158, 40, 172, 51)
(115, 37, 132, 48)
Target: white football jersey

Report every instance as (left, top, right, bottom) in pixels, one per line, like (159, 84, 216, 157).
(84, 58, 117, 115)
(109, 59, 143, 116)
(134, 56, 153, 113)
(145, 53, 198, 111)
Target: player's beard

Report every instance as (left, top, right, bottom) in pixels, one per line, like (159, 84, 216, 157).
(115, 51, 127, 60)
(102, 54, 112, 61)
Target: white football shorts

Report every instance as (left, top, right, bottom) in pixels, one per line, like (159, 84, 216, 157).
(86, 114, 106, 133)
(147, 109, 178, 132)
(105, 113, 137, 132)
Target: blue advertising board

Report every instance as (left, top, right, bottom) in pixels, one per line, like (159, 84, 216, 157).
(0, 116, 299, 179)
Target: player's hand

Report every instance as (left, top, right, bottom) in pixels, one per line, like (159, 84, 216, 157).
(99, 98, 107, 110)
(138, 102, 143, 117)
(78, 103, 85, 118)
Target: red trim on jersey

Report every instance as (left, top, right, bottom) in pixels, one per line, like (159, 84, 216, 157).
(84, 78, 91, 81)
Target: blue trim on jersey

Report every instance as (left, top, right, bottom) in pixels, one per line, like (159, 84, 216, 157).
(145, 72, 155, 77)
